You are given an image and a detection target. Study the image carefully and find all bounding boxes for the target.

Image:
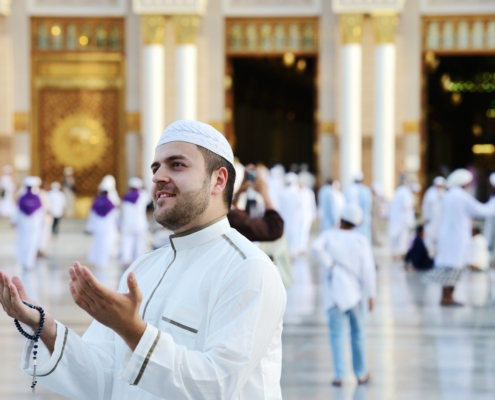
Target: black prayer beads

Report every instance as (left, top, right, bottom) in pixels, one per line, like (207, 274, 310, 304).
(14, 300, 45, 394)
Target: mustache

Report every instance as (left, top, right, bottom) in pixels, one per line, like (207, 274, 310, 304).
(155, 183, 179, 195)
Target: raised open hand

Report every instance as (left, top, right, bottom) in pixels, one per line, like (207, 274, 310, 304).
(68, 262, 147, 350)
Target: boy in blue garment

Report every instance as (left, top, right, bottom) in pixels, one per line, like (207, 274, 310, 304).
(405, 225, 434, 271)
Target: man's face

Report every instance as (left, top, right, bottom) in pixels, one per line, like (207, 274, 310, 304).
(151, 142, 211, 231)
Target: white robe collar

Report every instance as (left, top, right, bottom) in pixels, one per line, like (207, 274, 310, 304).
(169, 215, 230, 252)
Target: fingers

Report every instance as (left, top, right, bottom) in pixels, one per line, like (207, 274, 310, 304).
(69, 280, 91, 311)
(69, 267, 96, 308)
(127, 272, 142, 303)
(80, 266, 106, 299)
(12, 276, 28, 300)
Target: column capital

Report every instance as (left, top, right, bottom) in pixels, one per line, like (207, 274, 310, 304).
(174, 15, 201, 45)
(372, 13, 399, 44)
(140, 15, 166, 45)
(339, 14, 364, 45)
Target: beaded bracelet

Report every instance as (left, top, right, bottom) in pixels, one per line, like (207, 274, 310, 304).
(14, 300, 45, 394)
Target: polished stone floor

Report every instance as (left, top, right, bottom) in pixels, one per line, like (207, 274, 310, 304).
(1, 218, 495, 399)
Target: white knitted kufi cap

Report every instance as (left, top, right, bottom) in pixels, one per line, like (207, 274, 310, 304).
(128, 177, 143, 189)
(156, 120, 234, 166)
(433, 176, 445, 186)
(489, 173, 495, 187)
(446, 168, 473, 188)
(341, 204, 363, 226)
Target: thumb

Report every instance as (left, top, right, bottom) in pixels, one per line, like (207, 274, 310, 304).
(12, 276, 29, 300)
(127, 272, 142, 301)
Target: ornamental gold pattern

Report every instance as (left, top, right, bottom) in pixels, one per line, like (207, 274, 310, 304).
(140, 15, 166, 45)
(339, 14, 364, 44)
(174, 15, 201, 45)
(372, 13, 399, 44)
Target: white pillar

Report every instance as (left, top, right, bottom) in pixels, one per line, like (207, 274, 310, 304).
(339, 14, 364, 189)
(373, 44, 395, 198)
(175, 15, 200, 121)
(372, 14, 398, 199)
(176, 44, 197, 120)
(141, 16, 166, 192)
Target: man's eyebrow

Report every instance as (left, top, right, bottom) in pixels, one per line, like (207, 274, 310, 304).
(166, 155, 188, 162)
(150, 161, 160, 170)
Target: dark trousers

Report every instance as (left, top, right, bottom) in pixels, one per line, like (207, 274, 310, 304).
(52, 218, 61, 235)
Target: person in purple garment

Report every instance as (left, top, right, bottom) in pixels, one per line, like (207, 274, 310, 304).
(86, 180, 120, 269)
(120, 177, 151, 267)
(13, 176, 44, 269)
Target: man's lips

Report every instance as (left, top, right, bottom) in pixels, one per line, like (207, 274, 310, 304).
(155, 190, 177, 201)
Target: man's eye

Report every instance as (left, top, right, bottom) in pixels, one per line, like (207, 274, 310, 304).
(173, 162, 183, 167)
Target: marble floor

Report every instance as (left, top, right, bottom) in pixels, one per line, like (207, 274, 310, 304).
(1, 219, 495, 400)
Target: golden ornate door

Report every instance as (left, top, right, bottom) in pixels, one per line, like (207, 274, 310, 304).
(31, 18, 125, 206)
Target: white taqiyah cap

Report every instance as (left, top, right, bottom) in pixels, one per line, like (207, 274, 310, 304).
(354, 171, 364, 182)
(128, 177, 143, 189)
(341, 204, 363, 227)
(433, 176, 445, 186)
(23, 176, 38, 187)
(446, 168, 473, 188)
(285, 172, 299, 186)
(51, 182, 61, 190)
(410, 182, 422, 193)
(101, 175, 116, 189)
(156, 120, 234, 166)
(99, 180, 114, 192)
(489, 173, 495, 187)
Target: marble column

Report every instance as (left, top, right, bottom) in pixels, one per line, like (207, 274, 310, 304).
(141, 15, 166, 191)
(372, 14, 398, 199)
(175, 15, 200, 120)
(339, 14, 364, 189)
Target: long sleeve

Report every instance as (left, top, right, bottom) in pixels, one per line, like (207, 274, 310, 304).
(118, 257, 286, 399)
(311, 233, 334, 269)
(227, 208, 284, 242)
(361, 239, 376, 300)
(20, 320, 117, 400)
(465, 194, 495, 219)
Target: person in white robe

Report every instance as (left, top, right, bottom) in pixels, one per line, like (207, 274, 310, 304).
(318, 180, 334, 232)
(37, 179, 53, 256)
(0, 120, 286, 400)
(100, 174, 121, 207)
(484, 173, 495, 266)
(388, 182, 420, 259)
(422, 176, 445, 257)
(87, 182, 120, 269)
(47, 182, 66, 235)
(423, 169, 495, 305)
(311, 204, 376, 386)
(62, 166, 76, 218)
(13, 176, 44, 269)
(470, 226, 489, 271)
(294, 181, 317, 254)
(371, 181, 386, 246)
(267, 164, 285, 211)
(0, 165, 16, 218)
(120, 177, 151, 267)
(279, 172, 303, 256)
(345, 172, 373, 242)
(298, 163, 315, 190)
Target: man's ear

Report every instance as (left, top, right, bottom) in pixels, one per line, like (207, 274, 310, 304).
(211, 167, 228, 196)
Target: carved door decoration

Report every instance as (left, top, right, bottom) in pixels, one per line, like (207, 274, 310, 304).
(31, 17, 125, 201)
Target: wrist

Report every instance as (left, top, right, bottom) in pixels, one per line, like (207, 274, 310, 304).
(118, 318, 147, 351)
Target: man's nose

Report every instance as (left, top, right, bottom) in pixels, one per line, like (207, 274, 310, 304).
(152, 167, 171, 184)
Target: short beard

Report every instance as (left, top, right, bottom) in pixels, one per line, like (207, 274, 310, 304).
(153, 177, 211, 232)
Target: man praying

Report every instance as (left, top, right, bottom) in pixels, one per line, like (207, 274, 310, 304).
(0, 120, 287, 399)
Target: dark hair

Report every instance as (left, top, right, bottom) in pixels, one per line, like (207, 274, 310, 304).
(197, 145, 236, 209)
(473, 226, 481, 236)
(416, 224, 424, 235)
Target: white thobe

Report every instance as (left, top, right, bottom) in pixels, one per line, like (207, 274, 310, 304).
(48, 189, 67, 218)
(318, 185, 345, 231)
(294, 186, 317, 253)
(435, 187, 495, 269)
(14, 208, 44, 269)
(422, 186, 443, 255)
(87, 209, 119, 269)
(311, 229, 376, 312)
(0, 174, 16, 218)
(387, 185, 416, 256)
(345, 183, 372, 242)
(278, 185, 302, 255)
(470, 234, 489, 271)
(120, 190, 151, 265)
(38, 190, 53, 253)
(21, 217, 286, 400)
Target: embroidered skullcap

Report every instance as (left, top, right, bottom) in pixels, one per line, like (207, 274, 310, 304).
(446, 169, 472, 189)
(433, 176, 445, 187)
(341, 204, 363, 227)
(489, 173, 495, 188)
(156, 120, 234, 166)
(354, 171, 364, 182)
(128, 177, 143, 189)
(23, 176, 38, 188)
